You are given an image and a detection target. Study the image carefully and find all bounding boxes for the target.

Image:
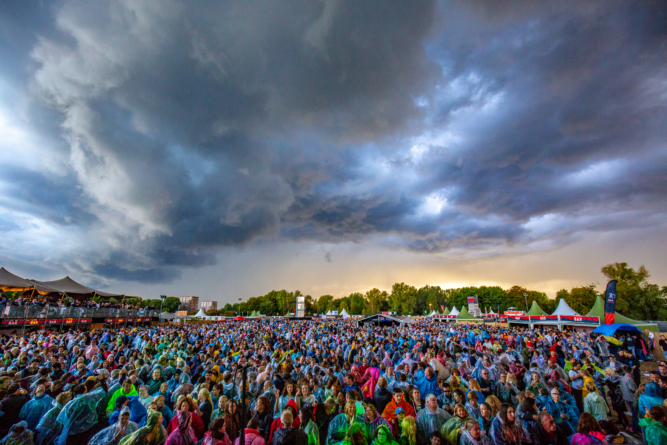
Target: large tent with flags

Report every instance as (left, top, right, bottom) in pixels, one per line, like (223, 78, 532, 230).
(585, 295, 657, 331)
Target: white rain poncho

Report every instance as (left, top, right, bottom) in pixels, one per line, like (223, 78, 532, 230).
(54, 387, 107, 445)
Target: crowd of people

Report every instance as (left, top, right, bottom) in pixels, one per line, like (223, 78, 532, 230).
(0, 318, 665, 445)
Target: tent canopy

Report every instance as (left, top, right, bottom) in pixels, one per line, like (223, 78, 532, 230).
(194, 309, 207, 318)
(552, 299, 581, 316)
(457, 306, 482, 320)
(586, 295, 652, 326)
(441, 307, 450, 315)
(31, 276, 123, 298)
(340, 309, 350, 319)
(428, 310, 437, 316)
(593, 323, 642, 336)
(233, 316, 246, 321)
(449, 306, 460, 316)
(0, 267, 61, 294)
(526, 301, 547, 316)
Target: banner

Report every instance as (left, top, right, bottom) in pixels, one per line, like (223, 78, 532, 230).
(604, 280, 618, 325)
(440, 305, 445, 312)
(467, 296, 480, 317)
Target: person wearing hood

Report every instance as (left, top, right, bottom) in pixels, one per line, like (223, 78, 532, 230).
(19, 385, 54, 431)
(167, 397, 205, 441)
(270, 410, 307, 445)
(416, 394, 451, 444)
(55, 385, 107, 445)
(118, 410, 166, 445)
(582, 381, 609, 422)
(0, 421, 33, 445)
(459, 419, 491, 445)
(381, 389, 415, 425)
(35, 392, 71, 445)
(440, 404, 472, 445)
(90, 407, 139, 445)
(165, 410, 197, 445)
(639, 382, 665, 418)
(268, 399, 300, 443)
(640, 405, 667, 445)
(361, 404, 390, 443)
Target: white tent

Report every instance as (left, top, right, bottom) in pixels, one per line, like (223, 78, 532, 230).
(449, 306, 460, 316)
(428, 310, 437, 316)
(194, 308, 208, 318)
(488, 308, 495, 315)
(340, 309, 350, 319)
(552, 299, 581, 316)
(326, 310, 332, 316)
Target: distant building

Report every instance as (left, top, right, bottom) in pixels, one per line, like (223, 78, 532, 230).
(179, 296, 199, 313)
(200, 300, 217, 312)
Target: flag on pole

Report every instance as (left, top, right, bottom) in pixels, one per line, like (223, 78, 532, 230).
(604, 280, 618, 325)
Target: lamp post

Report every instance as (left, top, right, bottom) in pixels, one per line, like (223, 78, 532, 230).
(159, 295, 166, 324)
(523, 293, 529, 312)
(238, 298, 242, 316)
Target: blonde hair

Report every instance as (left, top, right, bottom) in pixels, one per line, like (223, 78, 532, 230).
(585, 381, 597, 393)
(468, 379, 481, 392)
(400, 416, 417, 445)
(199, 388, 213, 405)
(485, 395, 501, 415)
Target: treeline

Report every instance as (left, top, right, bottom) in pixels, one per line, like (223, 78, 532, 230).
(215, 262, 667, 321)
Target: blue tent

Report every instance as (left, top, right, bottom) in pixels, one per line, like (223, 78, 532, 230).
(593, 323, 642, 336)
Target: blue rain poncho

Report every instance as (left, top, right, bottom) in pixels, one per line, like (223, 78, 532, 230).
(90, 407, 139, 445)
(0, 421, 34, 445)
(109, 397, 147, 427)
(54, 387, 107, 445)
(35, 402, 64, 445)
(20, 393, 55, 430)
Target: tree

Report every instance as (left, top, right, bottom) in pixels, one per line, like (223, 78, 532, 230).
(364, 288, 388, 314)
(601, 262, 667, 320)
(389, 283, 418, 315)
(259, 300, 277, 315)
(561, 284, 598, 315)
(163, 297, 180, 313)
(316, 295, 334, 314)
(347, 292, 365, 315)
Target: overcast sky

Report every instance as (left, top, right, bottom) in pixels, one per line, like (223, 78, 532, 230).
(1, 1, 666, 304)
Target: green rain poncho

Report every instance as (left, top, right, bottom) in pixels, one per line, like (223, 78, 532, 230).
(440, 415, 472, 445)
(639, 417, 667, 445)
(90, 407, 140, 445)
(118, 410, 166, 445)
(303, 419, 320, 445)
(107, 385, 139, 415)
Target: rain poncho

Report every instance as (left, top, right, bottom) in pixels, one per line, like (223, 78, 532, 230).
(303, 419, 320, 445)
(35, 402, 63, 445)
(440, 415, 472, 445)
(459, 430, 492, 445)
(165, 411, 196, 445)
(54, 387, 106, 445)
(639, 383, 664, 416)
(90, 407, 140, 445)
(326, 414, 353, 445)
(415, 407, 451, 441)
(639, 417, 667, 445)
(108, 385, 139, 415)
(583, 391, 610, 421)
(118, 410, 166, 445)
(110, 397, 148, 427)
(19, 394, 55, 430)
(543, 399, 578, 434)
(362, 413, 391, 442)
(0, 422, 33, 445)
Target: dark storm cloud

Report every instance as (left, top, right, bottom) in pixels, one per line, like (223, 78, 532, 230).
(1, 0, 666, 283)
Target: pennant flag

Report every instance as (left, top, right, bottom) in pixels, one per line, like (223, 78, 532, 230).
(440, 305, 445, 312)
(604, 280, 618, 325)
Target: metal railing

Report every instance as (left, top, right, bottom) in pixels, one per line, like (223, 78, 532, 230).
(0, 305, 159, 319)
